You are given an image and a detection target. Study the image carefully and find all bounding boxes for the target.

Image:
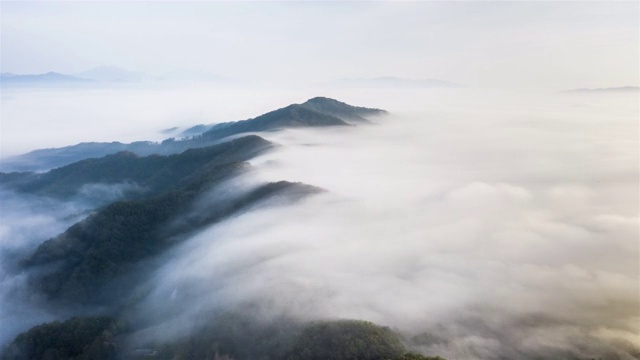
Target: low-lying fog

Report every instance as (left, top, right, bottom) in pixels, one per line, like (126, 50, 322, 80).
(137, 89, 639, 358)
(0, 189, 92, 346)
(1, 86, 638, 359)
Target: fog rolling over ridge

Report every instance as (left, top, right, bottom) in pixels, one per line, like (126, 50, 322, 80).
(125, 90, 639, 358)
(0, 188, 94, 347)
(1, 1, 638, 358)
(0, 88, 638, 359)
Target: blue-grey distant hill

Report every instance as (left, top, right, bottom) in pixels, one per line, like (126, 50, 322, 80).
(562, 86, 639, 93)
(1, 66, 234, 86)
(1, 97, 387, 172)
(0, 72, 93, 86)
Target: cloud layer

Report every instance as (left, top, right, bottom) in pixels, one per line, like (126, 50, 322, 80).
(129, 89, 639, 358)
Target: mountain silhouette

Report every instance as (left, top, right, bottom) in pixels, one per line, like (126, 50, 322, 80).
(1, 98, 387, 172)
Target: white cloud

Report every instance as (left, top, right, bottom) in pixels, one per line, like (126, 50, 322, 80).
(128, 89, 639, 358)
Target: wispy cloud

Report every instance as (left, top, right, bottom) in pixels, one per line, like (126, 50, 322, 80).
(128, 89, 639, 359)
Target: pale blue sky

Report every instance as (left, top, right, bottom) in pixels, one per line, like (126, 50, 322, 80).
(1, 1, 638, 89)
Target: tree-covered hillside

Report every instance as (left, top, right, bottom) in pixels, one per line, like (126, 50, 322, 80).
(0, 135, 272, 200)
(199, 104, 348, 140)
(22, 165, 320, 306)
(0, 98, 387, 172)
(1, 317, 125, 360)
(297, 97, 387, 123)
(1, 317, 445, 360)
(0, 99, 454, 360)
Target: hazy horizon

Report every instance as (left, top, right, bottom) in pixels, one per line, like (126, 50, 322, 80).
(1, 2, 638, 90)
(7, 85, 630, 159)
(2, 1, 638, 159)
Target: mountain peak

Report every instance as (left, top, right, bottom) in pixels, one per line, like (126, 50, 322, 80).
(303, 96, 344, 104)
(298, 96, 387, 123)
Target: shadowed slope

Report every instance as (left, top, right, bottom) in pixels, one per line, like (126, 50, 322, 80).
(1, 98, 387, 172)
(0, 135, 272, 200)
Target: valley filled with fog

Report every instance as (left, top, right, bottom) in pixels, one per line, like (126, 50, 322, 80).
(0, 85, 637, 359)
(2, 1, 638, 358)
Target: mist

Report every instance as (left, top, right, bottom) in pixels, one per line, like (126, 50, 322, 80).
(0, 86, 637, 359)
(106, 89, 640, 359)
(0, 177, 159, 346)
(0, 84, 292, 158)
(1, 0, 638, 358)
(0, 187, 93, 346)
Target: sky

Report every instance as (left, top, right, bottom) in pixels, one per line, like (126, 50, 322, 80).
(1, 1, 638, 90)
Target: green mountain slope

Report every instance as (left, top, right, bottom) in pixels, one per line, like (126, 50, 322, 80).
(1, 135, 321, 308)
(199, 103, 349, 140)
(0, 98, 386, 172)
(1, 316, 445, 360)
(23, 176, 319, 306)
(1, 317, 124, 360)
(298, 96, 387, 123)
(1, 135, 272, 200)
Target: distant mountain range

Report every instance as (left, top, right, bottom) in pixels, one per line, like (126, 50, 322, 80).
(1, 69, 461, 89)
(561, 86, 639, 93)
(0, 66, 235, 86)
(0, 71, 92, 84)
(0, 97, 387, 172)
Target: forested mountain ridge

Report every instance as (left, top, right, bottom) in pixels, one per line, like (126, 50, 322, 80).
(23, 174, 319, 306)
(0, 98, 387, 172)
(1, 317, 443, 360)
(9, 135, 320, 307)
(197, 97, 387, 139)
(0, 98, 448, 360)
(297, 96, 387, 123)
(0, 317, 122, 360)
(198, 104, 349, 141)
(0, 135, 272, 200)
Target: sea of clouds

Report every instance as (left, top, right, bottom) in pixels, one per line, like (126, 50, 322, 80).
(1, 86, 637, 359)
